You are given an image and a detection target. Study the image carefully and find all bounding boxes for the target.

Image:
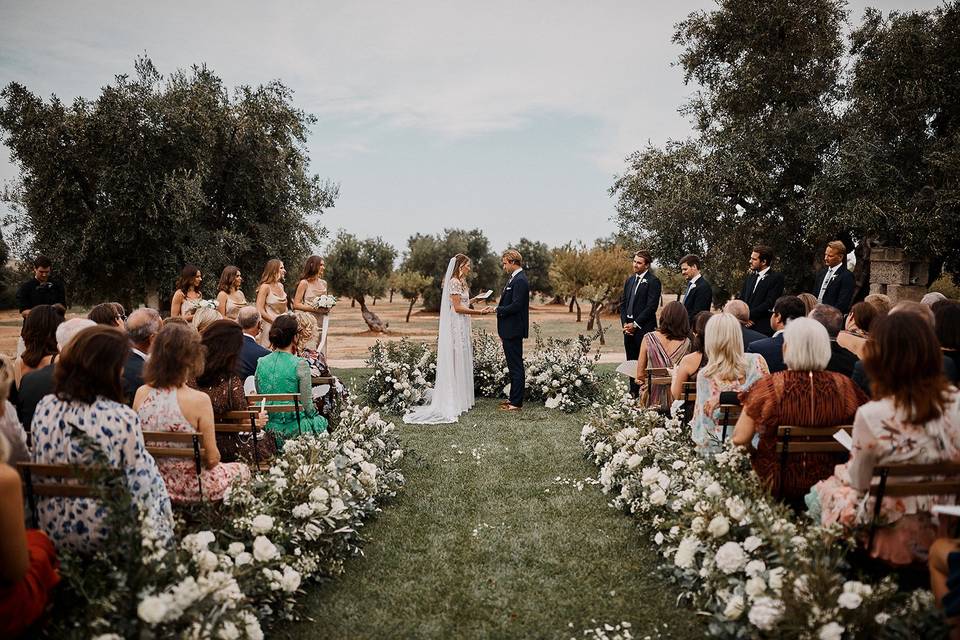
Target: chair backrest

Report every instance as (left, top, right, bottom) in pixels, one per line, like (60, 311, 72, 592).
(718, 403, 741, 441)
(141, 430, 205, 500)
(317, 315, 330, 355)
(681, 381, 697, 404)
(646, 367, 671, 387)
(214, 409, 267, 468)
(775, 425, 852, 454)
(246, 393, 300, 413)
(866, 461, 960, 549)
(17, 462, 119, 528)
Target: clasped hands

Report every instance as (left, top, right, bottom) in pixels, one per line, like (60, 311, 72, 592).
(623, 323, 636, 335)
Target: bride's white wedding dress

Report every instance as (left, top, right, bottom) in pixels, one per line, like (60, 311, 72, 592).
(403, 257, 475, 424)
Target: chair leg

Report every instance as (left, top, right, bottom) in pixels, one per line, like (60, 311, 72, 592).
(24, 468, 38, 530)
(867, 470, 889, 552)
(248, 414, 261, 469)
(192, 436, 205, 502)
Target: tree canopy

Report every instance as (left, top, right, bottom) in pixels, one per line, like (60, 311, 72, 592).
(0, 56, 337, 308)
(402, 229, 500, 311)
(325, 231, 396, 332)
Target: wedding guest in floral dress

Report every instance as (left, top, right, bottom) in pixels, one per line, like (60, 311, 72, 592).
(216, 265, 250, 321)
(256, 259, 289, 348)
(190, 320, 272, 463)
(134, 323, 249, 503)
(255, 314, 328, 441)
(170, 264, 204, 321)
(635, 301, 690, 409)
(809, 312, 960, 566)
(30, 326, 174, 552)
(733, 318, 867, 505)
(292, 255, 330, 352)
(690, 313, 770, 456)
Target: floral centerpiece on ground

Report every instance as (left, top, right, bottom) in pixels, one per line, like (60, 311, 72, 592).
(364, 338, 436, 414)
(523, 326, 603, 412)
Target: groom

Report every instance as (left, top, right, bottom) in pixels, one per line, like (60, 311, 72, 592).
(496, 249, 529, 412)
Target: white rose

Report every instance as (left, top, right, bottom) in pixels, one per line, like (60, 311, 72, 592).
(242, 612, 264, 640)
(723, 594, 745, 620)
(648, 488, 667, 506)
(234, 552, 253, 566)
(310, 487, 330, 504)
(640, 467, 659, 486)
(837, 592, 862, 610)
(715, 542, 748, 574)
(654, 532, 664, 545)
(197, 550, 219, 572)
(704, 481, 722, 497)
(329, 497, 346, 515)
(672, 460, 687, 470)
(252, 536, 279, 562)
(626, 453, 643, 469)
(875, 613, 890, 624)
(674, 536, 699, 569)
(726, 496, 747, 521)
(745, 576, 767, 599)
(707, 515, 730, 538)
(818, 622, 844, 640)
(251, 514, 274, 535)
(843, 580, 873, 597)
(217, 621, 240, 640)
(747, 597, 784, 631)
(745, 559, 766, 577)
(292, 503, 313, 519)
(768, 567, 785, 592)
(691, 517, 706, 534)
(545, 396, 561, 409)
(137, 595, 169, 624)
(227, 542, 245, 557)
(280, 566, 302, 592)
(743, 536, 763, 553)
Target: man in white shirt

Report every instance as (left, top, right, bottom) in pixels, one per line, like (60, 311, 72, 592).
(737, 244, 784, 336)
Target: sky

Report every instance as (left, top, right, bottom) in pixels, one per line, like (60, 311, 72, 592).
(0, 0, 940, 258)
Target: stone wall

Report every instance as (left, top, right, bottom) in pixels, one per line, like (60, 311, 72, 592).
(868, 247, 929, 302)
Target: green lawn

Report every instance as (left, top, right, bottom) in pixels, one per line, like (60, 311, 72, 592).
(276, 368, 704, 639)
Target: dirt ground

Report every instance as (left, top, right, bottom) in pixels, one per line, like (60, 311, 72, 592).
(0, 299, 640, 365)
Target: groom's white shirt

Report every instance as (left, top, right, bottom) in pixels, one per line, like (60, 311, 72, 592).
(508, 268, 523, 283)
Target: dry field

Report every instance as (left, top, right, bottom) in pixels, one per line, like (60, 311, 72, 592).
(0, 298, 662, 365)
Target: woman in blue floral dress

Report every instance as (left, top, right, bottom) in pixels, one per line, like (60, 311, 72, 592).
(30, 326, 174, 552)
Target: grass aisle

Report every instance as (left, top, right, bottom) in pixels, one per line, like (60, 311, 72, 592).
(280, 370, 704, 639)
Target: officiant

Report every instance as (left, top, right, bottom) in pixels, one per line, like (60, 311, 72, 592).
(620, 250, 661, 397)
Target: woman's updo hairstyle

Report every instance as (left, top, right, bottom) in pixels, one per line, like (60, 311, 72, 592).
(269, 314, 299, 349)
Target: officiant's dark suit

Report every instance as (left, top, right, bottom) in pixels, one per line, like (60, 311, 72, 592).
(497, 265, 530, 408)
(621, 255, 661, 397)
(738, 270, 784, 337)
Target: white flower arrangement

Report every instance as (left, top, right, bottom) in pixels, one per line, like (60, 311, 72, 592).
(579, 387, 943, 638)
(311, 294, 337, 310)
(365, 338, 436, 413)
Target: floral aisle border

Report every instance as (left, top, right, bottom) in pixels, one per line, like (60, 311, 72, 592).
(45, 395, 405, 640)
(365, 326, 605, 414)
(579, 381, 944, 639)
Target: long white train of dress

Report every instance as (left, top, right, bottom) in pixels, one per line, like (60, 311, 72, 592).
(403, 258, 475, 424)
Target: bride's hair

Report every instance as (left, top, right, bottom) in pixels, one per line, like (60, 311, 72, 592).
(451, 253, 471, 280)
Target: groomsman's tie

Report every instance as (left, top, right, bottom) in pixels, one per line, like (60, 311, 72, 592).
(817, 267, 834, 303)
(626, 275, 641, 318)
(682, 281, 695, 303)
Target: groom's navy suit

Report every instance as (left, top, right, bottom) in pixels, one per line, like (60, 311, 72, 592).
(497, 269, 530, 407)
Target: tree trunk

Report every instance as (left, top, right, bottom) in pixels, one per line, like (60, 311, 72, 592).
(389, 289, 395, 303)
(595, 303, 606, 345)
(568, 296, 576, 312)
(551, 295, 564, 305)
(586, 301, 597, 330)
(372, 297, 377, 306)
(351, 299, 356, 308)
(357, 296, 389, 332)
(406, 297, 417, 322)
(574, 299, 581, 323)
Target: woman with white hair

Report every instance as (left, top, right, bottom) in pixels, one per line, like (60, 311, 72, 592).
(733, 318, 867, 504)
(690, 313, 770, 456)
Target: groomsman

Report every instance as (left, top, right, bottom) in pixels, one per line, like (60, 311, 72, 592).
(621, 250, 661, 397)
(737, 245, 784, 337)
(679, 254, 712, 324)
(811, 240, 855, 314)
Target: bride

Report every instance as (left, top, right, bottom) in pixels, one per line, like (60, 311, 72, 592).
(404, 254, 492, 424)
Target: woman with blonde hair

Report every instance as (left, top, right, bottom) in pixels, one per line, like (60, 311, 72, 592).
(690, 313, 770, 455)
(255, 259, 289, 348)
(797, 293, 818, 316)
(191, 306, 222, 334)
(291, 255, 329, 351)
(216, 266, 249, 321)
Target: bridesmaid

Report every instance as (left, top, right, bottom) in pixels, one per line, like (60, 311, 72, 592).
(216, 266, 249, 321)
(171, 264, 204, 321)
(255, 259, 289, 348)
(292, 255, 329, 352)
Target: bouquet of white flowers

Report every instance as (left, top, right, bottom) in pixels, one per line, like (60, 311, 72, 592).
(311, 295, 338, 310)
(197, 299, 218, 310)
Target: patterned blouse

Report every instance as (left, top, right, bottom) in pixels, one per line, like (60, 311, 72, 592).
(690, 353, 769, 456)
(30, 395, 174, 553)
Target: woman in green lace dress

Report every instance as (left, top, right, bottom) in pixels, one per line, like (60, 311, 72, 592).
(254, 314, 327, 441)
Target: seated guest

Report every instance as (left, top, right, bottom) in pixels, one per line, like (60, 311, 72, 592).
(837, 301, 877, 359)
(864, 293, 892, 316)
(190, 320, 271, 462)
(797, 293, 818, 316)
(255, 314, 328, 441)
(853, 301, 959, 395)
(809, 312, 960, 566)
(0, 358, 28, 468)
(15, 304, 65, 387)
(746, 295, 807, 373)
(809, 304, 859, 377)
(87, 302, 124, 327)
(690, 313, 770, 456)
(236, 307, 270, 380)
(123, 308, 161, 403)
(17, 318, 95, 430)
(134, 323, 250, 503)
(671, 311, 712, 416)
(0, 432, 60, 638)
(163, 316, 189, 327)
(216, 266, 249, 321)
(635, 301, 690, 409)
(31, 326, 174, 552)
(923, 292, 949, 308)
(191, 306, 222, 334)
(733, 318, 867, 504)
(723, 299, 767, 348)
(936, 301, 960, 376)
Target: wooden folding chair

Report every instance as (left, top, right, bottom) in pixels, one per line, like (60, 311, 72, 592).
(17, 462, 119, 529)
(718, 403, 742, 442)
(644, 367, 672, 410)
(142, 431, 205, 501)
(681, 381, 697, 406)
(245, 393, 303, 435)
(774, 425, 852, 499)
(215, 409, 269, 470)
(867, 462, 960, 549)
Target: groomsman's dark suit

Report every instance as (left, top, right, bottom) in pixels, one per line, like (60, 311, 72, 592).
(496, 269, 530, 408)
(681, 276, 712, 324)
(122, 350, 147, 403)
(812, 264, 855, 314)
(738, 269, 784, 336)
(620, 270, 661, 396)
